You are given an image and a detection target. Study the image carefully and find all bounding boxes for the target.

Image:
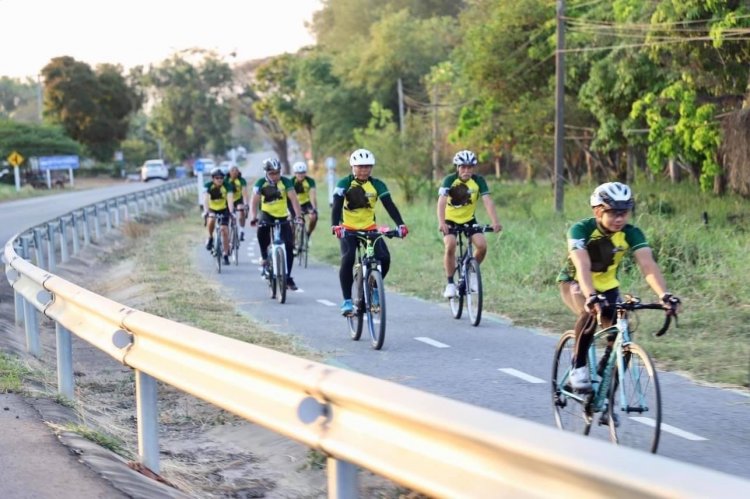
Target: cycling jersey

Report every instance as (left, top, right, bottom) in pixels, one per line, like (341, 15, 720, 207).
(230, 176, 247, 206)
(438, 173, 490, 224)
(333, 174, 390, 230)
(292, 175, 316, 205)
(204, 179, 235, 211)
(557, 218, 649, 291)
(253, 176, 295, 218)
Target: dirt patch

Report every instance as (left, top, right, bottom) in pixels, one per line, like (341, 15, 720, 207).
(2, 223, 413, 497)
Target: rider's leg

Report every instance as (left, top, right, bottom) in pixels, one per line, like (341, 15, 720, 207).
(281, 221, 295, 276)
(443, 234, 457, 281)
(257, 225, 271, 264)
(471, 233, 488, 263)
(338, 236, 357, 300)
(374, 239, 391, 278)
(206, 215, 216, 249)
(307, 211, 318, 235)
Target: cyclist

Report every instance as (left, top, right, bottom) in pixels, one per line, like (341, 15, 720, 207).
(203, 167, 235, 266)
(437, 150, 502, 298)
(557, 181, 682, 392)
(249, 157, 304, 291)
(331, 148, 408, 315)
(228, 165, 250, 241)
(290, 161, 319, 239)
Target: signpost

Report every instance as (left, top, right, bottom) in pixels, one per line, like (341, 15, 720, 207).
(7, 150, 24, 192)
(194, 159, 206, 209)
(325, 156, 337, 207)
(39, 155, 79, 188)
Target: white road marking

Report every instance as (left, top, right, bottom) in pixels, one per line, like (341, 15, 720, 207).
(415, 337, 450, 348)
(317, 299, 337, 306)
(498, 368, 545, 384)
(630, 417, 708, 441)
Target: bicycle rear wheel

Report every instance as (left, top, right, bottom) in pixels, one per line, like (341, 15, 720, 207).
(296, 225, 308, 268)
(552, 330, 593, 435)
(608, 343, 661, 453)
(348, 265, 364, 340)
(449, 266, 463, 319)
(365, 270, 386, 350)
(275, 246, 287, 304)
(465, 258, 482, 326)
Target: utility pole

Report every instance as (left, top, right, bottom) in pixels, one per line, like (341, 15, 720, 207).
(554, 0, 565, 213)
(432, 86, 439, 181)
(397, 78, 405, 136)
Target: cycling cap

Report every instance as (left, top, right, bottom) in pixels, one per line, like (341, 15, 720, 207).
(263, 158, 282, 172)
(349, 148, 375, 167)
(292, 161, 308, 173)
(210, 167, 224, 177)
(590, 182, 634, 210)
(453, 150, 478, 167)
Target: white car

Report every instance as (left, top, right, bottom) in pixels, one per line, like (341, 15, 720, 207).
(193, 158, 216, 177)
(218, 161, 232, 175)
(141, 159, 169, 181)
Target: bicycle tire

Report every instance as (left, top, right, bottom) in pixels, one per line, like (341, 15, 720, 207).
(465, 258, 482, 326)
(231, 223, 239, 266)
(366, 270, 386, 350)
(266, 249, 276, 299)
(214, 229, 223, 274)
(275, 246, 287, 304)
(608, 343, 661, 453)
(302, 230, 309, 268)
(552, 330, 593, 435)
(449, 265, 463, 319)
(348, 264, 364, 340)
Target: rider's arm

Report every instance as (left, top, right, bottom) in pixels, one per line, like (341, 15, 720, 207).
(437, 195, 449, 234)
(249, 191, 260, 221)
(242, 185, 250, 207)
(309, 186, 317, 211)
(287, 190, 303, 218)
(331, 192, 344, 226)
(227, 191, 235, 213)
(481, 194, 502, 232)
(633, 247, 670, 298)
(569, 248, 598, 298)
(381, 195, 405, 226)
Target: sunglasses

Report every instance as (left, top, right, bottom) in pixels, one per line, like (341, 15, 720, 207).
(604, 209, 630, 217)
(212, 176, 223, 179)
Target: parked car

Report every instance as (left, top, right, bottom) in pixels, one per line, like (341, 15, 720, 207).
(193, 158, 216, 177)
(218, 161, 232, 175)
(141, 159, 169, 181)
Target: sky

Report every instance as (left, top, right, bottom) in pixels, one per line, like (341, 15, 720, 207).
(0, 0, 322, 79)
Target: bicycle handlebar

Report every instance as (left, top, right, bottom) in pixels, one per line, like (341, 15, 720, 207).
(344, 228, 402, 239)
(616, 296, 677, 337)
(447, 224, 495, 236)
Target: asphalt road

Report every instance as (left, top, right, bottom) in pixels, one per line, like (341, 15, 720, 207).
(195, 216, 750, 481)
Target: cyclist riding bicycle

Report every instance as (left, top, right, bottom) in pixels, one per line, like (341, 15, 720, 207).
(249, 157, 304, 291)
(331, 148, 408, 315)
(203, 167, 235, 266)
(557, 181, 682, 392)
(437, 150, 502, 298)
(288, 161, 319, 239)
(228, 165, 250, 241)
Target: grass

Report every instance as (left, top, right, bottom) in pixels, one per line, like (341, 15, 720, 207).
(0, 352, 32, 392)
(310, 177, 750, 388)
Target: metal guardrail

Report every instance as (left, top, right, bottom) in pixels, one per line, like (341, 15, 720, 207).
(3, 180, 749, 498)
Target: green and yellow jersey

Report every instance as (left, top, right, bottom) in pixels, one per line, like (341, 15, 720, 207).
(253, 175, 295, 218)
(230, 176, 247, 205)
(292, 175, 316, 205)
(334, 174, 390, 230)
(557, 218, 649, 291)
(204, 179, 235, 211)
(438, 173, 490, 224)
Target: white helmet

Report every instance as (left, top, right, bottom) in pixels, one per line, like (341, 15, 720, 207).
(349, 148, 375, 166)
(590, 182, 634, 210)
(292, 161, 308, 173)
(453, 150, 478, 167)
(263, 157, 282, 172)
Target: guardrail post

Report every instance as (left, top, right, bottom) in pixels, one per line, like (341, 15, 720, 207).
(23, 298, 40, 357)
(82, 208, 91, 246)
(132, 195, 140, 217)
(71, 212, 80, 255)
(112, 199, 121, 227)
(104, 202, 112, 232)
(55, 323, 74, 399)
(327, 458, 358, 498)
(59, 218, 69, 263)
(136, 370, 160, 474)
(93, 205, 101, 241)
(46, 223, 56, 273)
(32, 227, 47, 270)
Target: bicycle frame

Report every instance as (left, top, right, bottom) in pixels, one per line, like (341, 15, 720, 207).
(269, 221, 287, 279)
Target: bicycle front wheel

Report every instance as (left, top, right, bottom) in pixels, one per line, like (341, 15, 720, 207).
(465, 258, 483, 326)
(275, 246, 287, 304)
(449, 265, 463, 319)
(214, 232, 223, 274)
(348, 265, 364, 341)
(552, 330, 593, 435)
(608, 343, 661, 453)
(231, 225, 239, 266)
(365, 270, 386, 350)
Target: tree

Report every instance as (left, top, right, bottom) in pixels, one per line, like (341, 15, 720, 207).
(0, 120, 80, 164)
(41, 57, 141, 161)
(0, 76, 41, 123)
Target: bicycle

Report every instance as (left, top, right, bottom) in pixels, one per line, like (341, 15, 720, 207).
(204, 212, 229, 273)
(344, 228, 401, 350)
(447, 224, 494, 326)
(293, 213, 309, 269)
(551, 295, 676, 453)
(228, 213, 240, 266)
(258, 220, 290, 304)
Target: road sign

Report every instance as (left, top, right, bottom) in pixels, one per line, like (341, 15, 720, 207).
(7, 151, 24, 167)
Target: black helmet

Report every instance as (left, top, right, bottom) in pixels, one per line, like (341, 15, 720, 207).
(263, 158, 282, 172)
(210, 167, 224, 178)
